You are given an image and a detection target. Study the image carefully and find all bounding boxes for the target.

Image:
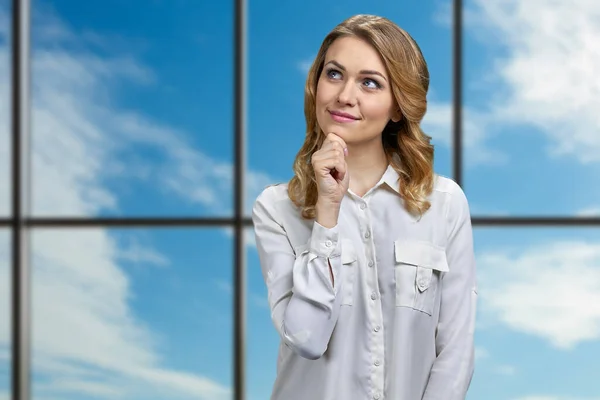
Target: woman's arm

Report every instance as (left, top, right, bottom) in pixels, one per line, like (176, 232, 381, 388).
(422, 182, 478, 400)
(252, 187, 345, 360)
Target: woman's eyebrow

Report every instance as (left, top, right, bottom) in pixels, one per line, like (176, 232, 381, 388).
(324, 60, 388, 82)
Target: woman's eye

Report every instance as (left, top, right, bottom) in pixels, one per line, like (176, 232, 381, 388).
(363, 79, 381, 89)
(326, 69, 342, 79)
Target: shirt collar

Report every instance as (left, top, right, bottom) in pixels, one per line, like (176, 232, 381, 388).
(378, 164, 402, 195)
(377, 164, 421, 223)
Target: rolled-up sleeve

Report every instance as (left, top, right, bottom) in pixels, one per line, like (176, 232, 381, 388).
(252, 187, 345, 360)
(422, 183, 478, 400)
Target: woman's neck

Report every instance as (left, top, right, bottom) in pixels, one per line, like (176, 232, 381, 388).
(346, 140, 389, 197)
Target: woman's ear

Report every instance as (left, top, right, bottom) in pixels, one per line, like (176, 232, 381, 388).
(391, 108, 402, 123)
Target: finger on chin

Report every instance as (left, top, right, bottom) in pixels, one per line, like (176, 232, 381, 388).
(326, 132, 348, 153)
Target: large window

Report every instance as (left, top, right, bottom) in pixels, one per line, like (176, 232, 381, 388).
(3, 0, 600, 399)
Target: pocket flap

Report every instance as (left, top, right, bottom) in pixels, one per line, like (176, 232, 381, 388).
(394, 240, 449, 272)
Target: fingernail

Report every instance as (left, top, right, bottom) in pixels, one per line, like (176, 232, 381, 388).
(344, 148, 348, 156)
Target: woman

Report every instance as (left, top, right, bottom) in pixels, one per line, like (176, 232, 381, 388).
(252, 14, 477, 400)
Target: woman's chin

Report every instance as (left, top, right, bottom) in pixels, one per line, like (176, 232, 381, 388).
(320, 125, 353, 140)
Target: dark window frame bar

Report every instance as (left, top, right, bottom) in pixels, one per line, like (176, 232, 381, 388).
(7, 0, 600, 399)
(232, 0, 247, 398)
(453, 0, 463, 186)
(1, 216, 600, 229)
(11, 0, 31, 400)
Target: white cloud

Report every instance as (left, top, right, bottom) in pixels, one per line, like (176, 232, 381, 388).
(222, 226, 257, 248)
(215, 279, 233, 295)
(432, 0, 452, 28)
(473, 346, 519, 377)
(214, 277, 268, 310)
(115, 237, 170, 268)
(577, 207, 600, 216)
(250, 292, 269, 309)
(297, 57, 314, 74)
(421, 102, 506, 165)
(474, 346, 489, 361)
(420, 102, 452, 146)
(429, 0, 600, 166)
(478, 240, 600, 349)
(494, 364, 516, 376)
(466, 0, 600, 164)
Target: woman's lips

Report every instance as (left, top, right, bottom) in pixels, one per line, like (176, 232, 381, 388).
(329, 110, 359, 123)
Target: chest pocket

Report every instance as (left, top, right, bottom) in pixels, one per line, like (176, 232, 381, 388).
(393, 239, 449, 316)
(340, 239, 357, 306)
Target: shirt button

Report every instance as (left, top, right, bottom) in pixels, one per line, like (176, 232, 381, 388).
(370, 292, 377, 300)
(373, 394, 381, 400)
(374, 360, 381, 366)
(374, 325, 381, 332)
(360, 203, 367, 210)
(325, 240, 332, 247)
(368, 260, 374, 267)
(364, 231, 371, 239)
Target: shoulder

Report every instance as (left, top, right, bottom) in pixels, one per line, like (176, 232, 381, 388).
(432, 173, 462, 195)
(254, 182, 290, 206)
(431, 174, 470, 217)
(252, 182, 292, 219)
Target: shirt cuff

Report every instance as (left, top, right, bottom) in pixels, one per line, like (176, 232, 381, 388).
(309, 221, 340, 259)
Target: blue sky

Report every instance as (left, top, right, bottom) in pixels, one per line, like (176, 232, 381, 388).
(0, 0, 600, 400)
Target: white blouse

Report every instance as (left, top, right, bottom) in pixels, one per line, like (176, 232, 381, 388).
(252, 165, 478, 400)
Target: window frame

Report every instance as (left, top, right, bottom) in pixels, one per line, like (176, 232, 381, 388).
(5, 0, 600, 399)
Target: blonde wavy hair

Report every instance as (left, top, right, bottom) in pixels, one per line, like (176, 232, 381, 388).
(288, 14, 434, 219)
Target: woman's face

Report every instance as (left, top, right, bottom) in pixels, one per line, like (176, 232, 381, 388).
(315, 36, 398, 145)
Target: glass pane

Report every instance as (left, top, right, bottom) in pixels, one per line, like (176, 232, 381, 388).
(246, 228, 278, 400)
(30, 1, 234, 217)
(31, 228, 232, 400)
(463, 1, 600, 216)
(0, 230, 10, 399)
(468, 227, 600, 399)
(0, 6, 10, 217)
(246, 3, 453, 216)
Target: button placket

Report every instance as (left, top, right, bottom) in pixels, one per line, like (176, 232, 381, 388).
(361, 196, 384, 400)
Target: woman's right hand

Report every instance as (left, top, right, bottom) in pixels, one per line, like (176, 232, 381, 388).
(311, 133, 350, 228)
